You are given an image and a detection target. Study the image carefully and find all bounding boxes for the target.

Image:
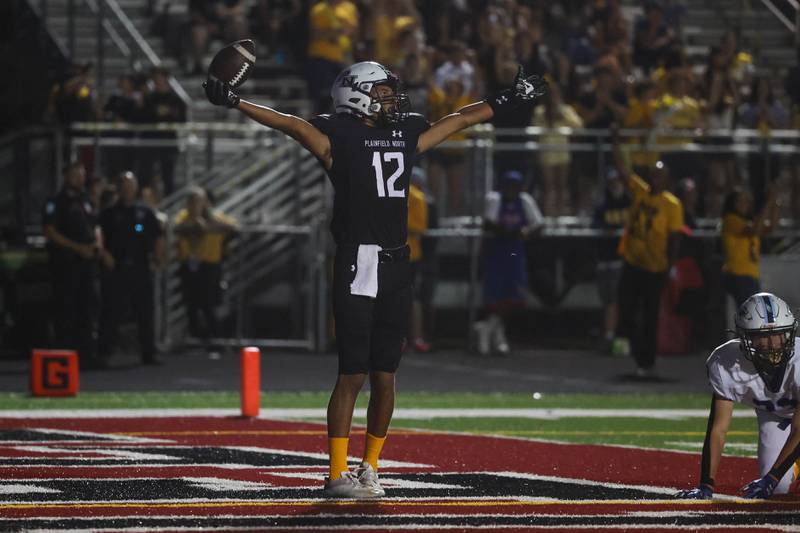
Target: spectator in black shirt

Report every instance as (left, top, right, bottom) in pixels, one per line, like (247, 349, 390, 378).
(140, 68, 187, 196)
(42, 162, 109, 369)
(98, 171, 165, 366)
(103, 75, 143, 180)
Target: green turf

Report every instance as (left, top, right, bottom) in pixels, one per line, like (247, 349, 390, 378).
(0, 391, 715, 410)
(375, 415, 759, 458)
(0, 391, 758, 458)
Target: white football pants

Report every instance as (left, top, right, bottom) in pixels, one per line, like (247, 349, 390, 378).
(756, 409, 798, 494)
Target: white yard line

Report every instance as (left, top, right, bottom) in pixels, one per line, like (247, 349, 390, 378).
(0, 408, 756, 420)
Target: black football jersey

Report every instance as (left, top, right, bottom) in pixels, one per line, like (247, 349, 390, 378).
(310, 113, 430, 248)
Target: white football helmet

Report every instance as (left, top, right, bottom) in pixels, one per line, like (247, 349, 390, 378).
(330, 61, 409, 124)
(735, 292, 798, 392)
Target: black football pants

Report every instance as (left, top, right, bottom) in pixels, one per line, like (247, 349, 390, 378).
(51, 260, 99, 361)
(616, 262, 665, 371)
(98, 266, 156, 362)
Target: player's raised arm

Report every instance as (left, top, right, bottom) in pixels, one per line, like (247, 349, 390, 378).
(417, 66, 548, 154)
(203, 78, 332, 169)
(675, 394, 733, 499)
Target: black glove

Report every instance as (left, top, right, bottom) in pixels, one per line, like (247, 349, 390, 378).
(486, 65, 548, 117)
(203, 77, 240, 108)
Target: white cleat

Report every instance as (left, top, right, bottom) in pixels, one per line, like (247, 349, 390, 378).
(323, 470, 383, 499)
(355, 461, 386, 497)
(492, 320, 510, 355)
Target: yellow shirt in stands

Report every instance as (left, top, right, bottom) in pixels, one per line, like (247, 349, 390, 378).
(624, 97, 659, 167)
(428, 88, 472, 142)
(722, 213, 760, 278)
(532, 103, 584, 167)
(619, 174, 684, 273)
(656, 93, 701, 144)
(373, 15, 414, 66)
(173, 209, 237, 264)
(307, 1, 358, 63)
(407, 184, 428, 262)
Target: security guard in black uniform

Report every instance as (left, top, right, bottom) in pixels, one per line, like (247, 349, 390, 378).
(204, 61, 546, 497)
(43, 161, 106, 369)
(97, 171, 165, 366)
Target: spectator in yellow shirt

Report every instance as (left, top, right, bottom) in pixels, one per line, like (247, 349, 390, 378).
(427, 75, 473, 215)
(721, 186, 779, 306)
(173, 187, 238, 344)
(306, 0, 359, 113)
(623, 80, 660, 174)
(532, 81, 583, 216)
(613, 138, 684, 378)
(656, 69, 702, 183)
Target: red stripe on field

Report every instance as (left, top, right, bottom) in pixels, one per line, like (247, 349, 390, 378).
(0, 416, 759, 492)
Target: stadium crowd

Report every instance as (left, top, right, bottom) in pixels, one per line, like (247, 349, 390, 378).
(38, 0, 800, 369)
(265, 0, 799, 219)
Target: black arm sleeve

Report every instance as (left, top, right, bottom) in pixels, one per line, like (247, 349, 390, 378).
(699, 396, 717, 487)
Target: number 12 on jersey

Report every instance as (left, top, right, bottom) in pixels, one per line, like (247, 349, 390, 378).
(372, 151, 405, 198)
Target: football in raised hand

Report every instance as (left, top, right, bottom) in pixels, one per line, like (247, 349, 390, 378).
(208, 39, 256, 88)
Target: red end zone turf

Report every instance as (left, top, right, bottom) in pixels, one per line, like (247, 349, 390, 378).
(0, 416, 798, 530)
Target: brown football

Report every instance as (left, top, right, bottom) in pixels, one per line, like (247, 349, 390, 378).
(208, 39, 256, 88)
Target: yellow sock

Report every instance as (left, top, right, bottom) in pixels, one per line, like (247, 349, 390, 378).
(363, 432, 386, 471)
(328, 437, 349, 480)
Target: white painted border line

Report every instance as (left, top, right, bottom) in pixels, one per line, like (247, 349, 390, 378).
(0, 408, 757, 420)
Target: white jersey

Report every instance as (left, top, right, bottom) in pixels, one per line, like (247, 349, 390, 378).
(706, 338, 800, 420)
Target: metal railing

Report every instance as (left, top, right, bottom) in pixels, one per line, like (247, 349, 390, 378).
(17, 121, 800, 349)
(158, 139, 329, 352)
(98, 0, 192, 113)
(33, 0, 191, 114)
(760, 0, 800, 41)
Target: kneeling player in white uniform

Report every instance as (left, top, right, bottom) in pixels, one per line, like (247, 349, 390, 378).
(676, 292, 800, 499)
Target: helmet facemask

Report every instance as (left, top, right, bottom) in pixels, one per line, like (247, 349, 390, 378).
(366, 77, 410, 126)
(738, 325, 797, 393)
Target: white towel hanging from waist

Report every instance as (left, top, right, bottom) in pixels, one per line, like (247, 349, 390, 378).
(350, 244, 382, 298)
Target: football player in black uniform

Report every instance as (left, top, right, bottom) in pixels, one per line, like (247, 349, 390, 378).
(204, 61, 546, 498)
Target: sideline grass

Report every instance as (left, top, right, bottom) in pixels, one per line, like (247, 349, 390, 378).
(383, 416, 759, 458)
(0, 391, 716, 410)
(0, 391, 758, 457)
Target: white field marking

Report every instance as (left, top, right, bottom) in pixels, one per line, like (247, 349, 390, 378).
(665, 441, 759, 452)
(222, 445, 430, 469)
(269, 471, 464, 490)
(478, 471, 740, 501)
(183, 477, 273, 491)
(3, 427, 167, 443)
(3, 442, 429, 469)
(0, 483, 60, 494)
(0, 464, 332, 470)
(0, 408, 241, 418)
(15, 517, 800, 533)
(12, 446, 179, 461)
(0, 496, 749, 505)
(9, 514, 800, 532)
(0, 408, 757, 420)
